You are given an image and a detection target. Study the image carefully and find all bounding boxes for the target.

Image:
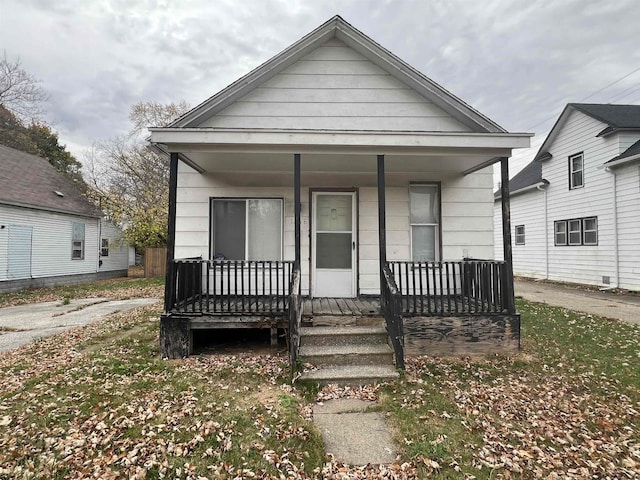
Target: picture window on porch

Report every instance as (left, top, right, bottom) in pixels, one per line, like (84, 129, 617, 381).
(409, 184, 440, 261)
(211, 198, 283, 260)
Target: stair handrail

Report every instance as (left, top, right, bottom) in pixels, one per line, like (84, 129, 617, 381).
(381, 263, 405, 369)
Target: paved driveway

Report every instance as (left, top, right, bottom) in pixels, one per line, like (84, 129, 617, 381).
(515, 279, 640, 325)
(0, 297, 159, 352)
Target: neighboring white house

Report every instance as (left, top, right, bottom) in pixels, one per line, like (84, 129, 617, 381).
(0, 144, 129, 293)
(151, 15, 531, 361)
(494, 103, 640, 291)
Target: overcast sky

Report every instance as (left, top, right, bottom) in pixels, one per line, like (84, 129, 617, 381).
(2, 0, 640, 179)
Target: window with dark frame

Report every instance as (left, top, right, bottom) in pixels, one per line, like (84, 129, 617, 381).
(554, 216, 597, 246)
(515, 225, 525, 245)
(72, 223, 85, 260)
(569, 153, 584, 189)
(101, 238, 109, 257)
(554, 220, 567, 246)
(211, 198, 283, 261)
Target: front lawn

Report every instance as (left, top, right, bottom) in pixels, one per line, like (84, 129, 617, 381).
(0, 298, 638, 479)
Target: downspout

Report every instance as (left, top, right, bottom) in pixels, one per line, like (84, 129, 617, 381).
(604, 166, 619, 288)
(536, 184, 548, 280)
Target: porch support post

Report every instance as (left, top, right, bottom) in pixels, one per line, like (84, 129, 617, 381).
(500, 156, 516, 314)
(377, 155, 387, 279)
(294, 153, 301, 268)
(164, 152, 179, 313)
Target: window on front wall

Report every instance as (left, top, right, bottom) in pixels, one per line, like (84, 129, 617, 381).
(515, 225, 525, 245)
(101, 238, 109, 257)
(569, 152, 584, 189)
(554, 216, 598, 246)
(409, 184, 440, 261)
(211, 198, 283, 260)
(72, 223, 85, 259)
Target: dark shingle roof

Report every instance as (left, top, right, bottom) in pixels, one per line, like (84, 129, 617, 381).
(570, 103, 640, 130)
(607, 138, 640, 164)
(494, 160, 546, 199)
(0, 144, 100, 217)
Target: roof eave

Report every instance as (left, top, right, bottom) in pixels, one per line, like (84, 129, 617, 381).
(0, 199, 102, 219)
(605, 152, 640, 169)
(494, 180, 548, 200)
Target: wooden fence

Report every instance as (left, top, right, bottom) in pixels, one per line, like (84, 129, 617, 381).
(145, 247, 167, 278)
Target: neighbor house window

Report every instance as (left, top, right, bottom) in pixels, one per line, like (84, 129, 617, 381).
(211, 198, 283, 260)
(554, 216, 597, 246)
(101, 238, 109, 257)
(569, 153, 584, 189)
(582, 217, 598, 245)
(410, 184, 440, 261)
(554, 220, 567, 246)
(515, 225, 525, 245)
(72, 223, 85, 259)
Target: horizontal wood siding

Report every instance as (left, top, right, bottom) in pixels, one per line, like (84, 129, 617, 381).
(542, 110, 619, 287)
(99, 220, 129, 272)
(197, 39, 470, 132)
(0, 204, 98, 281)
(494, 190, 547, 279)
(615, 161, 640, 290)
(176, 162, 495, 295)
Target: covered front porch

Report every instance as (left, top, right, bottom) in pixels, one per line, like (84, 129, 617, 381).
(152, 128, 527, 369)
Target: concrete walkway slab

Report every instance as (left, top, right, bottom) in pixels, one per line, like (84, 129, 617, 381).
(515, 279, 640, 325)
(0, 297, 159, 352)
(312, 398, 396, 465)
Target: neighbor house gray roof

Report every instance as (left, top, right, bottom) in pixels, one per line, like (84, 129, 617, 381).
(535, 103, 640, 161)
(607, 138, 640, 164)
(0, 144, 101, 218)
(494, 160, 547, 199)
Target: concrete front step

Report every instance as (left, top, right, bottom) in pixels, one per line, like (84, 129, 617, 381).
(299, 343, 394, 366)
(300, 364, 399, 386)
(300, 326, 388, 347)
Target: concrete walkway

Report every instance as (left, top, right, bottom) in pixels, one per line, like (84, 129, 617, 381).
(515, 278, 640, 325)
(0, 297, 159, 352)
(312, 398, 396, 465)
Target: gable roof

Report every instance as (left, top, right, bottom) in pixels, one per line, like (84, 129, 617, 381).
(494, 160, 548, 199)
(535, 103, 640, 161)
(0, 144, 101, 218)
(170, 15, 506, 133)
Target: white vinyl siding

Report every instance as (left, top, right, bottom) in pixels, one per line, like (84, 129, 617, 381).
(615, 162, 640, 290)
(494, 189, 547, 279)
(176, 162, 495, 295)
(196, 38, 470, 132)
(0, 204, 99, 281)
(99, 220, 129, 272)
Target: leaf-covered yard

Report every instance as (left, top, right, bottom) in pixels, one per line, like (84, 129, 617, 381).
(0, 297, 638, 479)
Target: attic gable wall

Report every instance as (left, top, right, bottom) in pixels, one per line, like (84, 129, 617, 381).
(196, 39, 470, 132)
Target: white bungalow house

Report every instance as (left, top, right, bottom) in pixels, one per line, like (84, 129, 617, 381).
(0, 144, 129, 293)
(151, 16, 531, 376)
(494, 103, 640, 292)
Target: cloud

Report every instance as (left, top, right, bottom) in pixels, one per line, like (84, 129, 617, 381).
(1, 0, 639, 168)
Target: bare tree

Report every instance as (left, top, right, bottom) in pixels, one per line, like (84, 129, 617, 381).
(85, 101, 190, 250)
(0, 52, 48, 122)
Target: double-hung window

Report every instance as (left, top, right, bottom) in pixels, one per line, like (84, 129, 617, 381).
(211, 198, 283, 260)
(569, 153, 584, 189)
(554, 216, 597, 246)
(409, 184, 440, 261)
(101, 238, 109, 257)
(72, 223, 85, 259)
(515, 225, 525, 245)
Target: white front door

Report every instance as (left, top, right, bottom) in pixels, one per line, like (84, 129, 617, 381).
(312, 191, 356, 298)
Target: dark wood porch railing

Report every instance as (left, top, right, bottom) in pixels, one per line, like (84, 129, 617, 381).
(381, 264, 405, 369)
(387, 260, 514, 315)
(167, 258, 295, 316)
(288, 263, 302, 370)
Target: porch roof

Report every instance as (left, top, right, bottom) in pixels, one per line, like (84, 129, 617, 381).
(149, 127, 532, 176)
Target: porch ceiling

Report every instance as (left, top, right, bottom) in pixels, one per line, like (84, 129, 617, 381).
(150, 128, 532, 176)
